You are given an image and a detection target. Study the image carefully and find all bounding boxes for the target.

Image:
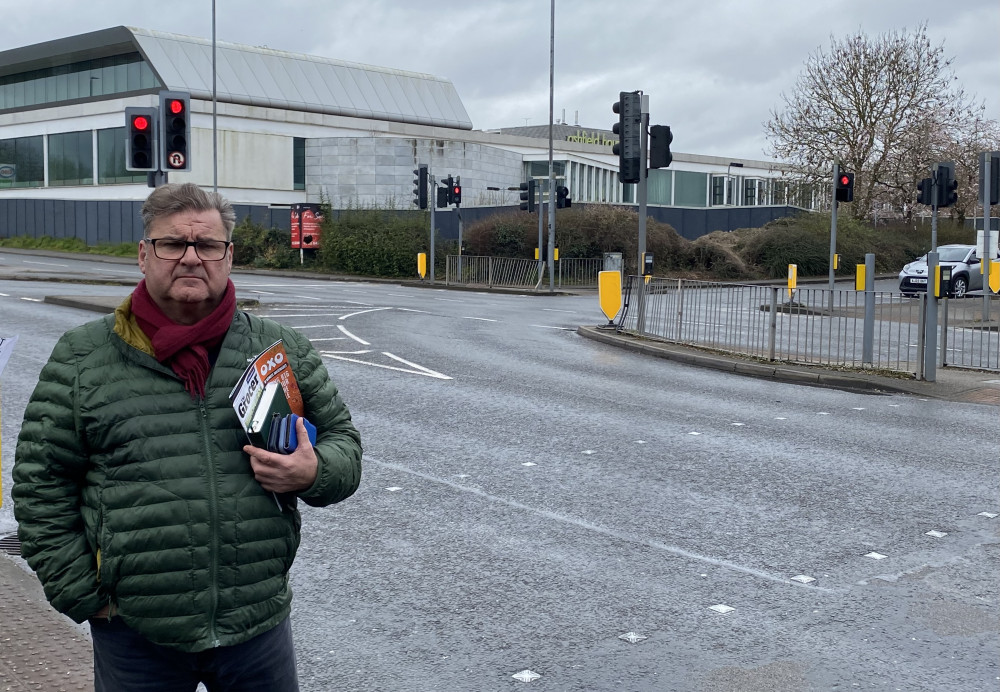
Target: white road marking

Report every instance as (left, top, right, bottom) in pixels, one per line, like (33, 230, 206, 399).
(397, 308, 430, 313)
(340, 307, 393, 320)
(368, 456, 837, 591)
(23, 260, 68, 267)
(461, 316, 498, 322)
(542, 308, 579, 314)
(383, 352, 453, 379)
(530, 324, 575, 330)
(307, 337, 348, 342)
(20, 297, 42, 302)
(337, 325, 370, 346)
(288, 324, 341, 329)
(321, 352, 452, 380)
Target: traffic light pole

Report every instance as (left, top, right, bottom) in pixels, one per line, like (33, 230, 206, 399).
(828, 161, 839, 311)
(637, 96, 650, 273)
(537, 180, 545, 290)
(429, 173, 436, 285)
(982, 153, 993, 321)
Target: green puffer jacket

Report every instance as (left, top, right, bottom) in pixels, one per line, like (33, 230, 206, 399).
(12, 299, 362, 652)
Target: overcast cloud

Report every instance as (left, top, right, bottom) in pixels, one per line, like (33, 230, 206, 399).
(2, 0, 997, 162)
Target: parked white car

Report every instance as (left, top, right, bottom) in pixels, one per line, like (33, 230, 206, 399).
(898, 244, 994, 298)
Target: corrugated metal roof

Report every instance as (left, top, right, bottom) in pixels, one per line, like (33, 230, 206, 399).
(128, 27, 471, 129)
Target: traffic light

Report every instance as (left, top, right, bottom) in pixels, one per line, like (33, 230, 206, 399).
(413, 164, 428, 209)
(519, 180, 536, 213)
(916, 177, 933, 206)
(158, 91, 191, 172)
(612, 91, 642, 183)
(835, 171, 854, 203)
(436, 186, 449, 208)
(441, 175, 454, 205)
(649, 125, 673, 169)
(936, 163, 957, 208)
(452, 180, 462, 205)
(556, 185, 571, 209)
(125, 106, 158, 171)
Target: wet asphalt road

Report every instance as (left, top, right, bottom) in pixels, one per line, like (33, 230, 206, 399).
(0, 264, 997, 691)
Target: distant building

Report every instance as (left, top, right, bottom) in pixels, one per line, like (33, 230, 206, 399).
(0, 27, 818, 244)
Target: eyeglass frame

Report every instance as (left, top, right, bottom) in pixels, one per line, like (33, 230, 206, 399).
(143, 237, 233, 261)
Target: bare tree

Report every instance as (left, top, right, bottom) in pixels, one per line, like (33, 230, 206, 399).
(765, 23, 999, 222)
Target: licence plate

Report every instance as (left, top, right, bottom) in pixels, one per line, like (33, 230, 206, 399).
(910, 278, 927, 284)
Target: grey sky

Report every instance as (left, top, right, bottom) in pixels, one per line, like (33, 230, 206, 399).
(2, 0, 997, 161)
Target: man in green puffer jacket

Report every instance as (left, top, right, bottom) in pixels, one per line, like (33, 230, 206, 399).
(12, 183, 362, 692)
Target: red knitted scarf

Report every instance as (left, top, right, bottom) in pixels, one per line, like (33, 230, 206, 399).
(130, 279, 237, 399)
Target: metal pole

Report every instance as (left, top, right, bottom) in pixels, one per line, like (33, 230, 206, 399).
(923, 251, 938, 381)
(982, 153, 993, 323)
(547, 0, 556, 293)
(537, 181, 544, 290)
(429, 173, 436, 285)
(862, 252, 875, 365)
(931, 166, 939, 252)
(637, 95, 649, 272)
(828, 161, 838, 311)
(212, 0, 218, 193)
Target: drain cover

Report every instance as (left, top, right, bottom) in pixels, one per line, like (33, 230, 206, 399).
(1, 534, 22, 556)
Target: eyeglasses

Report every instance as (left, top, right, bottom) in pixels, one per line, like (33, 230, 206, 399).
(145, 238, 231, 261)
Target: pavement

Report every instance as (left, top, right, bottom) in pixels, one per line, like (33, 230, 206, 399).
(1, 253, 998, 690)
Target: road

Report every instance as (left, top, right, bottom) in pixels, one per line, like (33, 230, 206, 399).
(0, 255, 997, 691)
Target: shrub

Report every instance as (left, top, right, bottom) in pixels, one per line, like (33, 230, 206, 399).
(231, 219, 299, 269)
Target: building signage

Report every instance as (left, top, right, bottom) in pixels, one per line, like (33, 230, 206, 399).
(564, 130, 615, 147)
(0, 164, 16, 180)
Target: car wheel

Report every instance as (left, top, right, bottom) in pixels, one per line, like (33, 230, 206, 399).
(951, 275, 968, 298)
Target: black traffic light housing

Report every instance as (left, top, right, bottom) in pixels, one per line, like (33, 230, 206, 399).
(440, 175, 454, 205)
(413, 164, 428, 209)
(452, 180, 462, 205)
(649, 125, 673, 169)
(916, 177, 933, 206)
(158, 91, 191, 172)
(519, 180, 536, 213)
(612, 91, 642, 184)
(436, 186, 448, 208)
(125, 106, 158, 171)
(556, 185, 571, 209)
(835, 171, 854, 203)
(936, 163, 957, 208)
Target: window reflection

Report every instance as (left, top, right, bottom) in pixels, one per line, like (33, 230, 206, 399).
(0, 53, 160, 111)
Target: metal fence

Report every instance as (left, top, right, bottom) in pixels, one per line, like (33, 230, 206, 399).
(618, 275, 1000, 374)
(446, 256, 602, 289)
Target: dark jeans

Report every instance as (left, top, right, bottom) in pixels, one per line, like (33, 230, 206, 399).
(89, 616, 299, 692)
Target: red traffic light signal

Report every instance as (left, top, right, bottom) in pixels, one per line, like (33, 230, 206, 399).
(125, 106, 157, 171)
(158, 90, 191, 172)
(168, 98, 185, 115)
(835, 171, 854, 203)
(452, 184, 461, 205)
(132, 115, 150, 131)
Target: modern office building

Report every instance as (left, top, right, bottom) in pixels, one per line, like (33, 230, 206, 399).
(0, 26, 817, 244)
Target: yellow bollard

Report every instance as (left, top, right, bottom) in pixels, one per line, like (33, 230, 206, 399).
(787, 264, 797, 299)
(417, 252, 427, 279)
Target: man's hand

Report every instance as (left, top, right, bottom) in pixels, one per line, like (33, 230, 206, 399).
(244, 417, 319, 493)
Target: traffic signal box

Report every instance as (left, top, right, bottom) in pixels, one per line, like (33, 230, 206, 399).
(936, 163, 957, 208)
(452, 181, 462, 205)
(556, 185, 571, 209)
(612, 91, 642, 184)
(649, 125, 673, 169)
(158, 91, 191, 172)
(835, 171, 854, 203)
(916, 177, 933, 206)
(519, 180, 536, 213)
(413, 164, 428, 209)
(125, 107, 158, 171)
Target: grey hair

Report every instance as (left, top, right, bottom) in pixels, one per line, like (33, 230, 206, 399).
(141, 183, 237, 240)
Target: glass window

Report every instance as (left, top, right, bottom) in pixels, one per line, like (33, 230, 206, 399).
(647, 169, 673, 205)
(674, 171, 708, 207)
(711, 176, 726, 206)
(0, 135, 44, 188)
(293, 137, 305, 190)
(528, 160, 566, 178)
(744, 178, 757, 206)
(0, 53, 159, 112)
(622, 182, 635, 204)
(98, 127, 146, 185)
(48, 131, 93, 186)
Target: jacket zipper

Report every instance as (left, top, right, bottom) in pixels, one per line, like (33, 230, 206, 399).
(201, 398, 222, 648)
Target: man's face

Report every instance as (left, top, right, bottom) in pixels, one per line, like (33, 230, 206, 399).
(138, 208, 233, 325)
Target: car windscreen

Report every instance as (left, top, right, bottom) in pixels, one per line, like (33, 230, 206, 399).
(938, 247, 972, 262)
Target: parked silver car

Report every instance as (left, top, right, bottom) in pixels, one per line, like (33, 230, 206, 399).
(898, 244, 991, 298)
